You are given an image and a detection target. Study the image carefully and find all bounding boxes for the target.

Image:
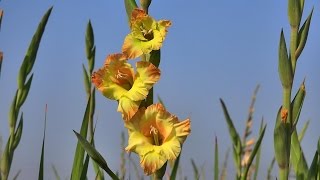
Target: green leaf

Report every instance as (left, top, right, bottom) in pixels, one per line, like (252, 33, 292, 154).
(191, 159, 199, 180)
(278, 30, 293, 89)
(169, 153, 181, 180)
(0, 9, 3, 30)
(73, 131, 119, 180)
(38, 105, 47, 180)
(12, 115, 23, 150)
(82, 64, 90, 96)
(80, 154, 90, 180)
(291, 80, 306, 127)
(296, 8, 313, 59)
(253, 119, 264, 180)
(85, 20, 95, 73)
(220, 99, 242, 176)
(307, 150, 318, 180)
(17, 74, 34, 109)
(242, 125, 266, 180)
(12, 170, 21, 180)
(214, 136, 219, 180)
(51, 164, 61, 180)
(298, 120, 310, 142)
(71, 96, 91, 180)
(273, 107, 290, 172)
(267, 158, 276, 180)
(0, 51, 3, 79)
(124, 0, 138, 22)
(24, 7, 53, 75)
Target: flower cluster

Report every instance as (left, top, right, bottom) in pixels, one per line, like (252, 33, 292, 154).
(92, 8, 191, 175)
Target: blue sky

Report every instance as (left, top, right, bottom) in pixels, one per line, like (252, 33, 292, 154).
(0, 0, 320, 179)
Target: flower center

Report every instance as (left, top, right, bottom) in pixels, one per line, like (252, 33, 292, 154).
(150, 125, 160, 146)
(116, 69, 128, 79)
(140, 25, 154, 41)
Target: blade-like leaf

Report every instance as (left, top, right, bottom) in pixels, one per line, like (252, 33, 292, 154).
(298, 120, 310, 142)
(82, 64, 90, 96)
(295, 8, 313, 59)
(242, 125, 266, 180)
(191, 159, 199, 180)
(307, 151, 318, 180)
(73, 131, 119, 180)
(38, 105, 47, 180)
(170, 153, 181, 180)
(24, 7, 53, 75)
(220, 99, 242, 176)
(253, 119, 264, 180)
(80, 154, 90, 180)
(12, 170, 21, 180)
(291, 81, 306, 126)
(214, 136, 219, 180)
(0, 9, 3, 30)
(12, 115, 23, 150)
(71, 96, 91, 180)
(267, 158, 276, 180)
(0, 51, 3, 78)
(51, 164, 61, 180)
(278, 30, 293, 89)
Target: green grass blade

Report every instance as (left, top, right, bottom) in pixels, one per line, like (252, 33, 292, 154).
(0, 9, 3, 30)
(169, 152, 181, 180)
(0, 52, 3, 79)
(253, 119, 264, 180)
(214, 136, 219, 180)
(80, 154, 90, 180)
(220, 148, 230, 180)
(38, 105, 47, 180)
(242, 125, 266, 180)
(73, 131, 119, 180)
(267, 158, 275, 180)
(307, 150, 318, 180)
(51, 164, 61, 180)
(220, 99, 242, 177)
(12, 170, 21, 180)
(298, 120, 310, 141)
(71, 96, 91, 180)
(191, 159, 199, 180)
(296, 8, 313, 59)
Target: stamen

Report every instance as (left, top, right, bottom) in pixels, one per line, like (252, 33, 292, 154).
(150, 125, 160, 146)
(116, 70, 128, 79)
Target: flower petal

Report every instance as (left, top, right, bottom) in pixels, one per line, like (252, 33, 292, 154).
(122, 34, 144, 59)
(92, 54, 134, 100)
(125, 61, 160, 101)
(118, 96, 141, 121)
(140, 146, 167, 175)
(174, 118, 191, 144)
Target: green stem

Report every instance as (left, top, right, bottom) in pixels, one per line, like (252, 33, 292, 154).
(290, 27, 298, 76)
(279, 168, 289, 180)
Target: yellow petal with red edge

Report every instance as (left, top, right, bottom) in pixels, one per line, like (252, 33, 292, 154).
(122, 34, 143, 59)
(174, 118, 191, 144)
(125, 61, 160, 101)
(92, 69, 128, 100)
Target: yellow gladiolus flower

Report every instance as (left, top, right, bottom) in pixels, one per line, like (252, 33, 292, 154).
(92, 53, 160, 121)
(125, 103, 191, 175)
(122, 9, 171, 59)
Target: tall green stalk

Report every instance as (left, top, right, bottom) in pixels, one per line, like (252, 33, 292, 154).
(274, 0, 313, 179)
(0, 7, 52, 180)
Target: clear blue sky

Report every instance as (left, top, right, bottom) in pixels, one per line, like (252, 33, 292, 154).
(0, 1, 320, 179)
